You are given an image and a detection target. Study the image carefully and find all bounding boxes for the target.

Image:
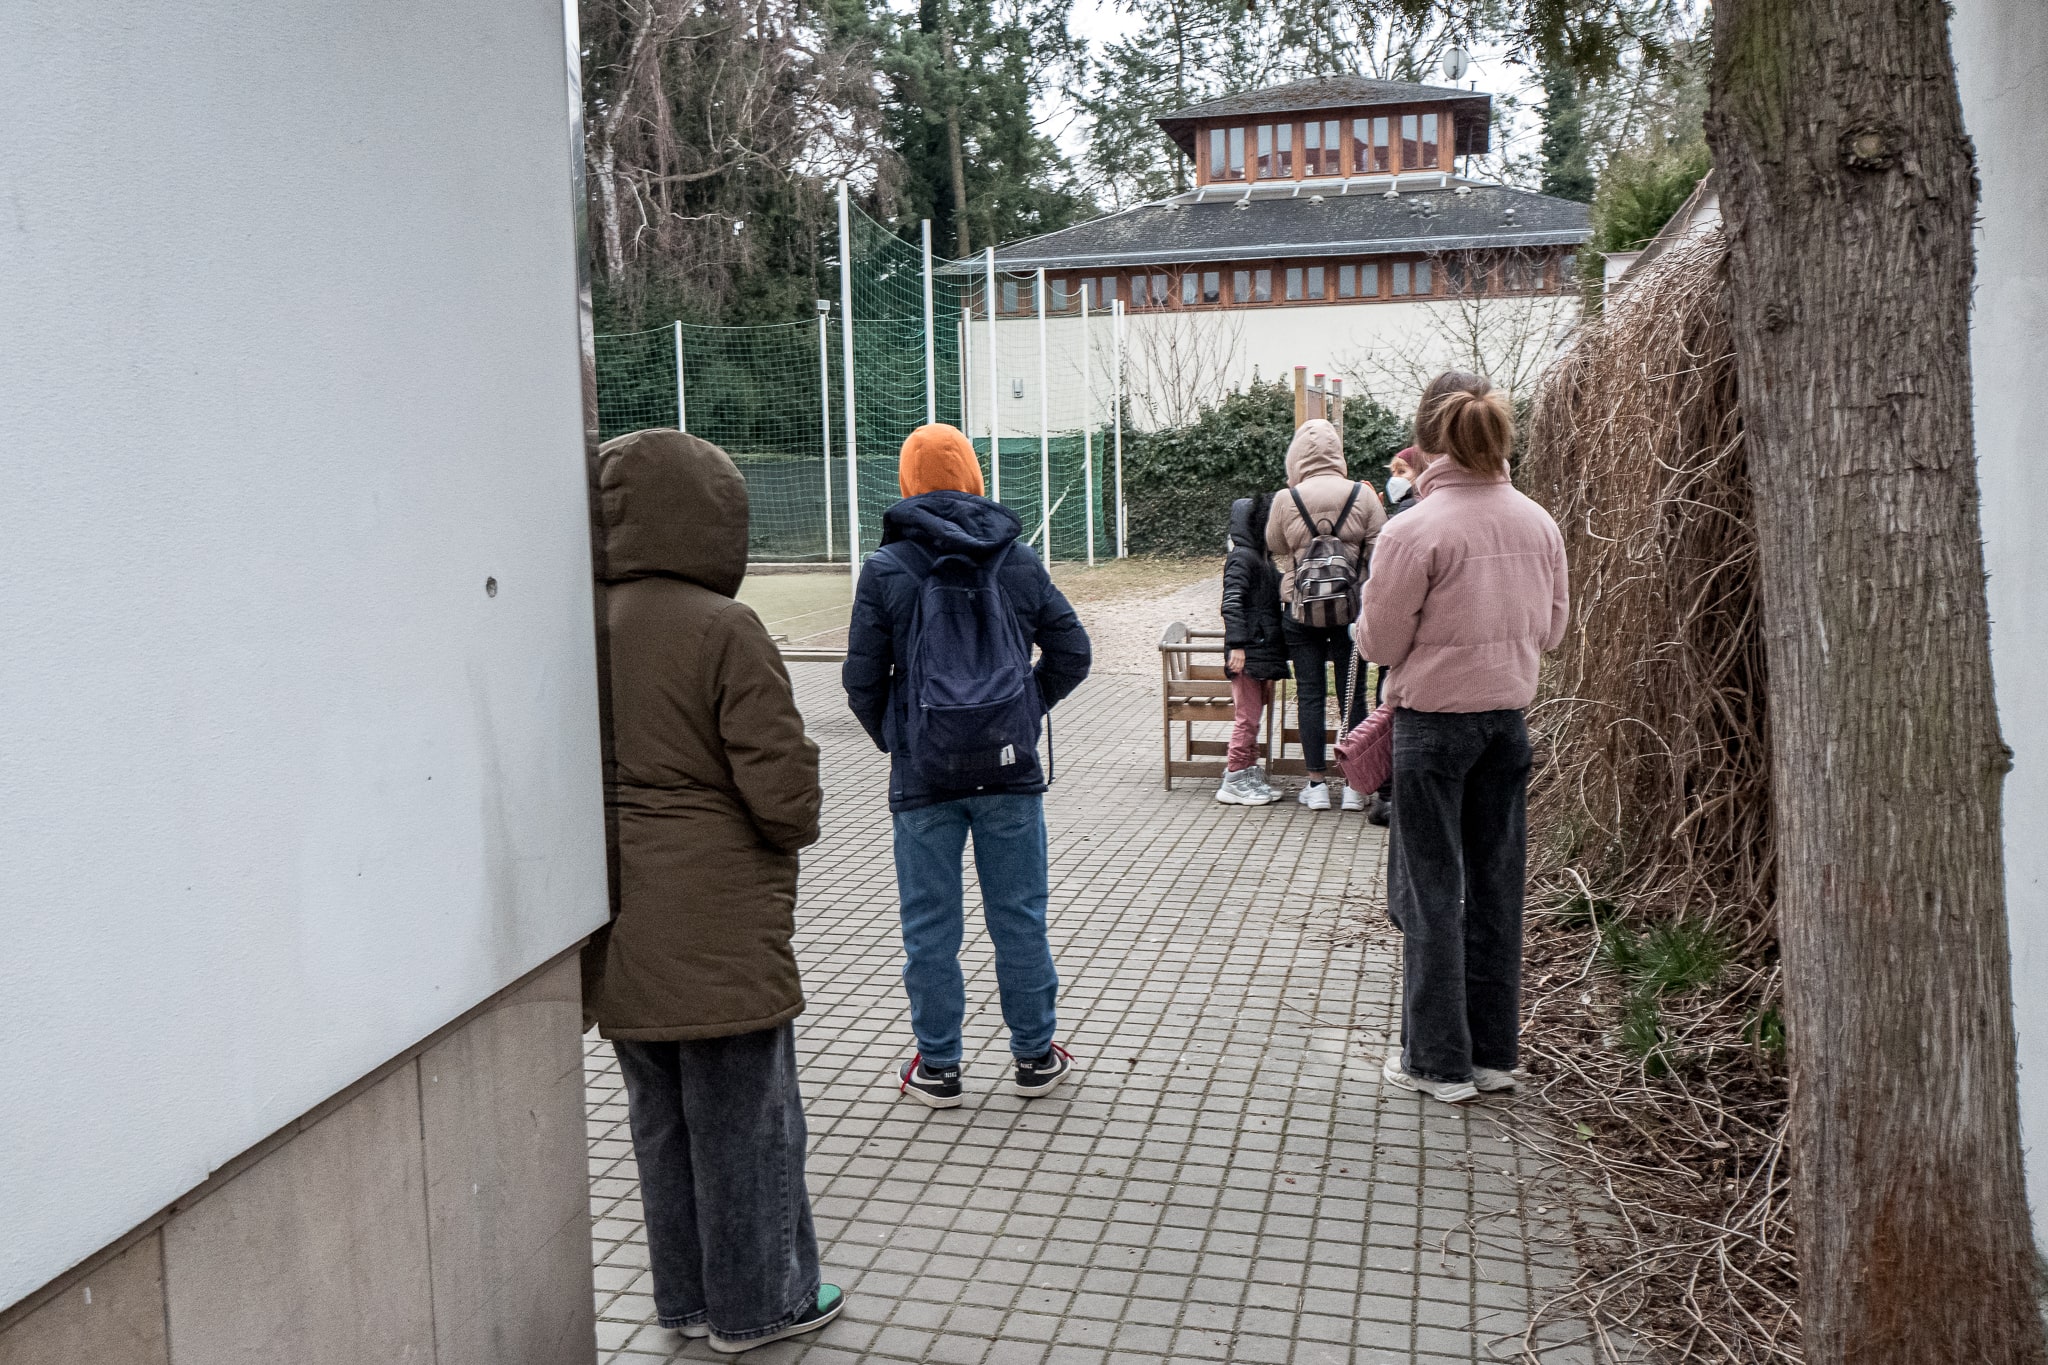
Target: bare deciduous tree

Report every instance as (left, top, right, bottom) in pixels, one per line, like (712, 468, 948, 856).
(580, 0, 894, 320)
(1122, 305, 1246, 429)
(1341, 250, 1581, 411)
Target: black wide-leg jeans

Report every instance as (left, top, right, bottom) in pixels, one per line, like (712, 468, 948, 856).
(1386, 707, 1533, 1083)
(614, 1024, 821, 1341)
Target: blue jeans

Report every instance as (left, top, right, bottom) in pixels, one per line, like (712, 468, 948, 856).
(613, 1026, 820, 1341)
(892, 793, 1059, 1068)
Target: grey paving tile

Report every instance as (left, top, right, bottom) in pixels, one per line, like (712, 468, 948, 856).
(581, 669, 1604, 1364)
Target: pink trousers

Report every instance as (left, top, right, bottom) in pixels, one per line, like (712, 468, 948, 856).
(1227, 673, 1273, 771)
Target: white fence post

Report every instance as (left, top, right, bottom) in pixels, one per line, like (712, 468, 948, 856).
(921, 220, 937, 427)
(672, 320, 687, 432)
(1114, 299, 1126, 557)
(816, 303, 834, 561)
(985, 247, 1000, 500)
(1036, 267, 1050, 558)
(838, 181, 860, 572)
(1081, 286, 1095, 568)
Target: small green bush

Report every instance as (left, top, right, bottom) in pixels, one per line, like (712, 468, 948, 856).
(1599, 918, 1729, 1071)
(1123, 381, 1410, 556)
(1602, 919, 1728, 995)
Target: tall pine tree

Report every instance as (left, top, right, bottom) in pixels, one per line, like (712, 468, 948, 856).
(1538, 64, 1595, 202)
(880, 0, 1094, 256)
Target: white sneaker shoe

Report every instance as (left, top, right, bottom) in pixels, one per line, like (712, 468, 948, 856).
(1340, 785, 1366, 811)
(1298, 781, 1332, 811)
(1472, 1067, 1518, 1093)
(1382, 1052, 1478, 1104)
(1247, 765, 1281, 803)
(1216, 767, 1268, 805)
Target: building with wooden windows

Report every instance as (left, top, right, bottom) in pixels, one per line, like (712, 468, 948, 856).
(959, 75, 1592, 431)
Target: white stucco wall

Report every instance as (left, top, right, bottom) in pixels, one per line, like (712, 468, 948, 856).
(0, 0, 608, 1307)
(960, 295, 1576, 436)
(1954, 0, 2048, 1232)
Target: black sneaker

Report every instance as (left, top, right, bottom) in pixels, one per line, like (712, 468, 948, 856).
(1010, 1043, 1074, 1097)
(898, 1055, 964, 1108)
(1366, 793, 1392, 826)
(708, 1284, 846, 1354)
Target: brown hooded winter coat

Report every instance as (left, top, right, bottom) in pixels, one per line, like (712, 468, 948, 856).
(581, 429, 822, 1041)
(1264, 418, 1387, 606)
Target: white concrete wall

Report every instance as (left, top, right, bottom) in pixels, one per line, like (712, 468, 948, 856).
(0, 0, 608, 1307)
(961, 296, 1576, 436)
(1954, 0, 2048, 1231)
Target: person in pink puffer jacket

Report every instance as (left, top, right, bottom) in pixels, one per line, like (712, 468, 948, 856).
(1357, 370, 1568, 1104)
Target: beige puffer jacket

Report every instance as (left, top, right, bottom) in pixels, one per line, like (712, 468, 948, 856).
(1264, 419, 1387, 608)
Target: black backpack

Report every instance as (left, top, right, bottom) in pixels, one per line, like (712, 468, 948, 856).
(1285, 483, 1365, 628)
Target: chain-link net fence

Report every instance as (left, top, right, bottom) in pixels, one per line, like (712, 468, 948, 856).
(593, 196, 1126, 563)
(594, 319, 840, 562)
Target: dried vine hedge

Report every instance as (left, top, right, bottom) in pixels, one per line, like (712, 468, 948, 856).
(1515, 231, 1799, 1362)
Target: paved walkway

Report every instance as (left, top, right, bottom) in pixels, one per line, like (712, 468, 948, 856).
(584, 666, 1600, 1364)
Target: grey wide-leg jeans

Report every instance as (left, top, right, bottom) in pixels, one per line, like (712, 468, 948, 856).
(613, 1024, 820, 1341)
(1386, 708, 1533, 1083)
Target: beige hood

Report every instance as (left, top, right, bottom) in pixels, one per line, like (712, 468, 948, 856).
(1284, 419, 1346, 485)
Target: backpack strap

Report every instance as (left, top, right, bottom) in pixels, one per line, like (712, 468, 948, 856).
(1287, 485, 1324, 536)
(1332, 482, 1364, 539)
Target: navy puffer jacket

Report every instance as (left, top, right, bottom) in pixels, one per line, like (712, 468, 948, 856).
(842, 491, 1093, 811)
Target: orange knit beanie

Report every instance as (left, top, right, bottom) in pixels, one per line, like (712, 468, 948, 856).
(898, 423, 986, 498)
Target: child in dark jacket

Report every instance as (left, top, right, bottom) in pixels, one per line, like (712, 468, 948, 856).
(1218, 492, 1290, 804)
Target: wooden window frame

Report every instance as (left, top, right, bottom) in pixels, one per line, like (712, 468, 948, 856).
(1197, 101, 1463, 184)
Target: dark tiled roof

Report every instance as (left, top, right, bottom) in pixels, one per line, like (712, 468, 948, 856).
(1155, 75, 1493, 156)
(1158, 74, 1477, 122)
(976, 183, 1590, 272)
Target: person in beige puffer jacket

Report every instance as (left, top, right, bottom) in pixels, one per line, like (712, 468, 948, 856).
(1264, 418, 1386, 808)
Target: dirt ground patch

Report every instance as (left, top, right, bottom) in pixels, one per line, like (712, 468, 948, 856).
(748, 555, 1224, 667)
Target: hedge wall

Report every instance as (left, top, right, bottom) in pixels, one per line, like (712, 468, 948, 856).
(1123, 381, 1411, 555)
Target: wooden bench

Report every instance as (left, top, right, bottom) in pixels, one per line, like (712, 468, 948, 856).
(1158, 622, 1310, 789)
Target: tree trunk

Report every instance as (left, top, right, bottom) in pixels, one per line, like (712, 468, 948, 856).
(595, 138, 626, 283)
(939, 24, 971, 257)
(1706, 2, 2046, 1361)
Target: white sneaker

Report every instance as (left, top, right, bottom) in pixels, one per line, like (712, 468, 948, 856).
(1216, 767, 1267, 805)
(1248, 765, 1282, 803)
(1340, 785, 1366, 812)
(1298, 781, 1332, 811)
(1472, 1067, 1518, 1093)
(1382, 1052, 1478, 1104)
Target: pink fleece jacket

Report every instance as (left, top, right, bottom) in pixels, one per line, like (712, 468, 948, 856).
(1357, 458, 1568, 712)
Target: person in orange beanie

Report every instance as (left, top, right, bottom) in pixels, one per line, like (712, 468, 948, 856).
(844, 421, 1090, 1109)
(897, 422, 986, 497)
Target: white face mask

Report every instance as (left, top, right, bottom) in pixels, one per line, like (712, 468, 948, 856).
(1386, 475, 1413, 502)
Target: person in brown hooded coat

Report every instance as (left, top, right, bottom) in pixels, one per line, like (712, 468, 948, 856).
(582, 429, 844, 1354)
(1265, 418, 1387, 809)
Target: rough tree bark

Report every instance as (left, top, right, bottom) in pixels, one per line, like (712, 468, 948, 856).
(1706, 2, 2046, 1360)
(941, 26, 971, 257)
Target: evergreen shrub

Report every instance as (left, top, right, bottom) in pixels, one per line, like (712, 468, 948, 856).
(1123, 381, 1410, 556)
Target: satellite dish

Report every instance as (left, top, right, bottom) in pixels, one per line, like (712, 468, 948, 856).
(1442, 47, 1470, 82)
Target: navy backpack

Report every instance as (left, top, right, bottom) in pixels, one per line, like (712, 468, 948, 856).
(902, 543, 1043, 788)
